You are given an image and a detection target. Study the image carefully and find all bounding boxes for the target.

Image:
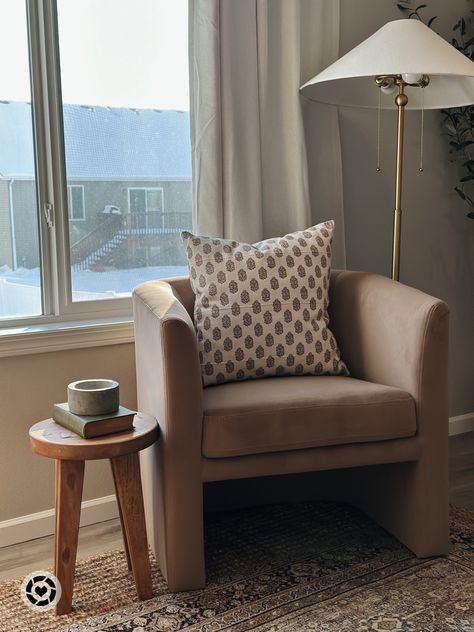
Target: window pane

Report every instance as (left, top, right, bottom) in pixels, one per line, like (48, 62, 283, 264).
(70, 186, 84, 220)
(129, 189, 146, 214)
(57, 0, 192, 301)
(0, 0, 43, 319)
(147, 189, 164, 213)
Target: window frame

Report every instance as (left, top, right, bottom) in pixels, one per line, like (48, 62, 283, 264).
(0, 0, 188, 333)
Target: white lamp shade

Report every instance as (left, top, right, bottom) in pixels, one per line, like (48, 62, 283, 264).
(300, 19, 474, 109)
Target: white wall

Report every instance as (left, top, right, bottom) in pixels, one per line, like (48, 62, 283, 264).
(0, 344, 135, 523)
(338, 0, 474, 416)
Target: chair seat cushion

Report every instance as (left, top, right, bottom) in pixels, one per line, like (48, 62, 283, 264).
(202, 376, 416, 458)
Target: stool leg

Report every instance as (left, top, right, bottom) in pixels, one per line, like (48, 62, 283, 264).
(110, 461, 132, 570)
(54, 459, 84, 615)
(110, 453, 153, 600)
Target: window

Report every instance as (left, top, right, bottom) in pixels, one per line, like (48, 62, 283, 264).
(67, 185, 85, 220)
(0, 1, 42, 320)
(129, 188, 165, 214)
(0, 0, 191, 326)
(128, 188, 165, 231)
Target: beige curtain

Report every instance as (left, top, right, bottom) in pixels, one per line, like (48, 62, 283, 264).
(189, 0, 346, 267)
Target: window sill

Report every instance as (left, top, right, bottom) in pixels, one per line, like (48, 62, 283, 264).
(0, 318, 134, 358)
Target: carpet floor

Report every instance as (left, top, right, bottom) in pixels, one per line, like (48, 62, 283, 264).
(0, 502, 472, 632)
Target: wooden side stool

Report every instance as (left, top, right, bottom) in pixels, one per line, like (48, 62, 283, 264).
(29, 413, 158, 615)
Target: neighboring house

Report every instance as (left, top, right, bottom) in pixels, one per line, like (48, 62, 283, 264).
(0, 102, 192, 270)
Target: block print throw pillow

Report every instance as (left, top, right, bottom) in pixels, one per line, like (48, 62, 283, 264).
(181, 220, 348, 386)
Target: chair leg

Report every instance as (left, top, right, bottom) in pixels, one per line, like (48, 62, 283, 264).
(345, 457, 449, 557)
(140, 445, 205, 592)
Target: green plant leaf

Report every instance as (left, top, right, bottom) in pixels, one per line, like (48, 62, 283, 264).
(444, 120, 457, 135)
(462, 160, 474, 172)
(395, 0, 474, 224)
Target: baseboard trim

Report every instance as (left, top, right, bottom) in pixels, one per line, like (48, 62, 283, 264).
(0, 494, 118, 548)
(449, 412, 474, 437)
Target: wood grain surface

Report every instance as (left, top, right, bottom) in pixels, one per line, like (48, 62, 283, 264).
(54, 459, 84, 615)
(29, 413, 158, 461)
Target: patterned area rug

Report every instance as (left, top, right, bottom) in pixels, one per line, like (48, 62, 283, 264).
(0, 502, 473, 632)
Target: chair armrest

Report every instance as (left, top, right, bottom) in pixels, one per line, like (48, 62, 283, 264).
(133, 280, 203, 455)
(329, 270, 449, 437)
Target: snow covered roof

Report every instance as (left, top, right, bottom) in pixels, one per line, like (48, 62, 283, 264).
(0, 102, 191, 180)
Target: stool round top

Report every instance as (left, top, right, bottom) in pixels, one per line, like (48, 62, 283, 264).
(29, 413, 158, 461)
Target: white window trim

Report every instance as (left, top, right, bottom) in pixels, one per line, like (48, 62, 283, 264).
(67, 184, 85, 221)
(0, 318, 134, 357)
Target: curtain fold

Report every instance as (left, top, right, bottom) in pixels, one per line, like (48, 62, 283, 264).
(189, 0, 346, 267)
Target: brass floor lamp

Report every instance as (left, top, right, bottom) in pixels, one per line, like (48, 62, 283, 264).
(300, 19, 474, 281)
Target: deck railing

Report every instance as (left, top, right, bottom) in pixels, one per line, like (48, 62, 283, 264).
(122, 211, 192, 234)
(71, 215, 121, 267)
(70, 211, 192, 269)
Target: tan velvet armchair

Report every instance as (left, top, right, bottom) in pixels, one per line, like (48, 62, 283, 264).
(133, 270, 449, 592)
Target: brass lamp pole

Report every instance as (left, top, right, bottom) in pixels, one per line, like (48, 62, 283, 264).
(375, 74, 430, 281)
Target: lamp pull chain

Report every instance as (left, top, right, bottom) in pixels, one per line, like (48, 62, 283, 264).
(377, 88, 382, 172)
(419, 86, 425, 172)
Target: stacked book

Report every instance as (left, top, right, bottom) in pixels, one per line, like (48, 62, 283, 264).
(53, 403, 135, 439)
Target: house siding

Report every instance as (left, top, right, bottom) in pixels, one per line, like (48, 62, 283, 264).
(11, 180, 39, 269)
(0, 180, 13, 269)
(0, 178, 192, 270)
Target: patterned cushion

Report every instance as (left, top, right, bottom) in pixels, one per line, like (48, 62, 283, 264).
(181, 221, 348, 386)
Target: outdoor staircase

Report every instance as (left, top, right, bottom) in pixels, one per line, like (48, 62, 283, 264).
(74, 231, 128, 271)
(71, 211, 191, 271)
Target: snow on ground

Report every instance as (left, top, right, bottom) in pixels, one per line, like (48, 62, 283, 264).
(0, 265, 187, 293)
(0, 265, 188, 318)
